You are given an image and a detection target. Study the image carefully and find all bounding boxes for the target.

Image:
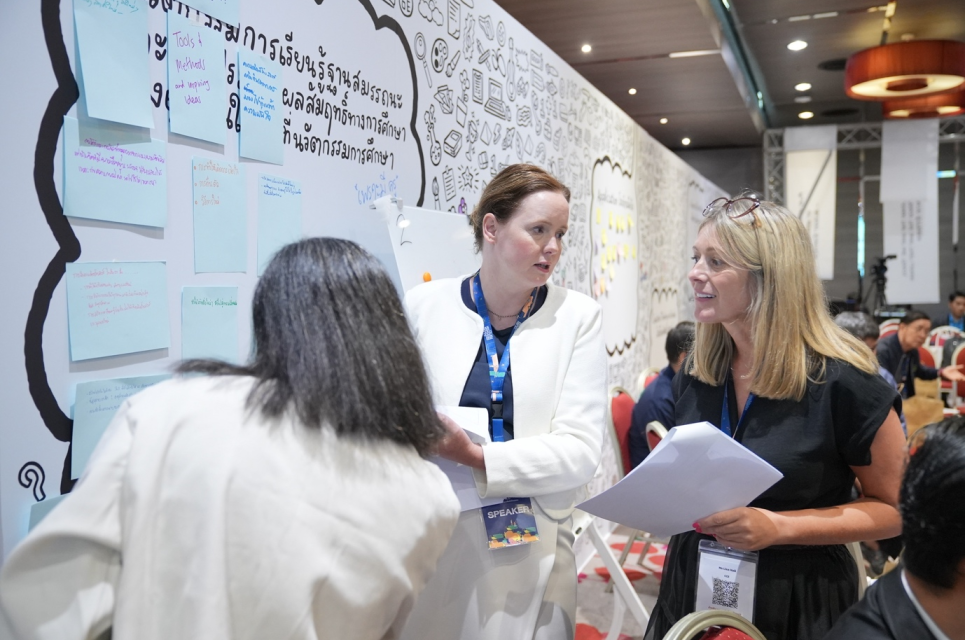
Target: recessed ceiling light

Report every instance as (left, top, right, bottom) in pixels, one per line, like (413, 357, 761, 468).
(681, 137, 691, 146)
(659, 117, 669, 124)
(581, 44, 592, 53)
(798, 111, 815, 119)
(794, 96, 812, 103)
(787, 40, 808, 51)
(795, 82, 812, 91)
(628, 88, 637, 95)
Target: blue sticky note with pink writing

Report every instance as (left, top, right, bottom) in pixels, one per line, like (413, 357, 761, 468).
(182, 286, 239, 362)
(71, 374, 170, 479)
(257, 175, 302, 275)
(73, 0, 153, 128)
(167, 12, 226, 145)
(65, 261, 171, 361)
(63, 116, 168, 227)
(238, 50, 284, 165)
(193, 157, 247, 272)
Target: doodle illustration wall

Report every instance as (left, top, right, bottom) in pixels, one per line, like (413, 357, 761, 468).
(0, 0, 725, 558)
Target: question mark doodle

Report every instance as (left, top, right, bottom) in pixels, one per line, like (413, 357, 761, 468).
(18, 461, 47, 502)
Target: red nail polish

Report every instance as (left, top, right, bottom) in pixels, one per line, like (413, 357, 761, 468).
(693, 522, 702, 534)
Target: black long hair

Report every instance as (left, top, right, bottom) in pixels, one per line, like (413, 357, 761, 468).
(178, 237, 445, 457)
(901, 416, 965, 589)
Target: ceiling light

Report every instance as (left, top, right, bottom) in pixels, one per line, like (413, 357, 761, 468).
(581, 44, 592, 54)
(882, 86, 965, 119)
(787, 40, 808, 51)
(681, 137, 691, 146)
(668, 49, 719, 58)
(846, 40, 965, 99)
(628, 88, 637, 95)
(795, 96, 812, 103)
(798, 111, 814, 119)
(795, 82, 812, 91)
(659, 117, 668, 124)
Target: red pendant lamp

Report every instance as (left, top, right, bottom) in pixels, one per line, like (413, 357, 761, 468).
(845, 40, 965, 100)
(883, 86, 965, 119)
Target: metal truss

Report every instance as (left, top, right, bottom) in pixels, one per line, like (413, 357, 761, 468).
(763, 115, 965, 204)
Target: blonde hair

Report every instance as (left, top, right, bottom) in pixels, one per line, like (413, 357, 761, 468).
(690, 196, 879, 401)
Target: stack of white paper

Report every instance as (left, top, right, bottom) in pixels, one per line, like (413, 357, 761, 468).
(578, 422, 783, 537)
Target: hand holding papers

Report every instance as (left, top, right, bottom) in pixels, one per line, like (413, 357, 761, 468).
(578, 422, 783, 538)
(432, 406, 502, 512)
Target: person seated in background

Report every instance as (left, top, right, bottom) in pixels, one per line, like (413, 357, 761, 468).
(627, 321, 694, 468)
(932, 291, 965, 331)
(824, 416, 965, 640)
(0, 238, 460, 640)
(834, 311, 904, 432)
(876, 309, 965, 399)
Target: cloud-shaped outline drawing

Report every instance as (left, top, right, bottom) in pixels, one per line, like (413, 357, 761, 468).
(26, 0, 426, 495)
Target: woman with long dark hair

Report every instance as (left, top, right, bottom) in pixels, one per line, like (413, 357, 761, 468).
(0, 238, 460, 640)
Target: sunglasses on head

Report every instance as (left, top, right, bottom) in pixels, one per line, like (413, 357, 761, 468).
(702, 197, 762, 222)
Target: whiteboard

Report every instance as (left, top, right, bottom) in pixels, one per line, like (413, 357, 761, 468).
(376, 197, 480, 291)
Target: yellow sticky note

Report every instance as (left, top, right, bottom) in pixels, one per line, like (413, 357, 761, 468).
(596, 208, 601, 224)
(601, 229, 608, 246)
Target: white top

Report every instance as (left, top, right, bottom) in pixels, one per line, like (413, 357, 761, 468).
(902, 570, 951, 640)
(0, 376, 460, 640)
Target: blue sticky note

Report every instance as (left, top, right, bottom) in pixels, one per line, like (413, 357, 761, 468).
(183, 0, 239, 26)
(193, 158, 246, 272)
(238, 50, 284, 165)
(73, 0, 153, 128)
(66, 262, 171, 361)
(71, 374, 170, 479)
(257, 175, 302, 275)
(167, 12, 226, 145)
(63, 116, 168, 228)
(182, 286, 240, 362)
(28, 495, 69, 531)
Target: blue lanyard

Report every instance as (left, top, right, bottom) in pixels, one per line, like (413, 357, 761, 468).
(471, 275, 536, 443)
(721, 381, 755, 439)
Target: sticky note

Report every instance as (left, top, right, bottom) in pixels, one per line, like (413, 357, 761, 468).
(239, 50, 284, 164)
(182, 286, 239, 362)
(183, 0, 239, 26)
(73, 0, 153, 128)
(71, 374, 170, 478)
(193, 158, 246, 272)
(168, 11, 226, 145)
(66, 261, 171, 361)
(63, 116, 167, 227)
(28, 495, 69, 531)
(257, 175, 302, 275)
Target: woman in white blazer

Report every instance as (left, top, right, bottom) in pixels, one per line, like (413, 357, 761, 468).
(400, 164, 608, 640)
(0, 239, 460, 640)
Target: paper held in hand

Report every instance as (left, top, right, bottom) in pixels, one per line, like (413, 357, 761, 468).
(577, 422, 783, 538)
(431, 406, 503, 512)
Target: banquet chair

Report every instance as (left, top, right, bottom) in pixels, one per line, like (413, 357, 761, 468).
(661, 610, 766, 640)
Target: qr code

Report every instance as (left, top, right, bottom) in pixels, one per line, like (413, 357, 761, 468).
(712, 577, 739, 608)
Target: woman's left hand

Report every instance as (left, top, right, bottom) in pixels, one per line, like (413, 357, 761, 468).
(695, 507, 783, 551)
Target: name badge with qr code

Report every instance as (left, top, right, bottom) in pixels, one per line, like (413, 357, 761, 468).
(695, 539, 759, 622)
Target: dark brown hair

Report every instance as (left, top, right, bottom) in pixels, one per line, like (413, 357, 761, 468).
(469, 163, 570, 252)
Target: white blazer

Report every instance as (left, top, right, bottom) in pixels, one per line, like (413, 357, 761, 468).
(400, 277, 607, 640)
(0, 376, 460, 640)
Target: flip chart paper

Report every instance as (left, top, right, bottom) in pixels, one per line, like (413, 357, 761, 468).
(238, 50, 284, 164)
(578, 422, 783, 538)
(71, 374, 170, 479)
(63, 116, 167, 228)
(431, 406, 502, 512)
(73, 0, 153, 128)
(183, 0, 239, 26)
(28, 495, 69, 532)
(193, 158, 247, 272)
(181, 286, 239, 362)
(257, 174, 302, 274)
(66, 261, 171, 361)
(168, 11, 227, 145)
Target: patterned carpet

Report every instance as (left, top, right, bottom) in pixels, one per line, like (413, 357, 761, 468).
(575, 529, 667, 640)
